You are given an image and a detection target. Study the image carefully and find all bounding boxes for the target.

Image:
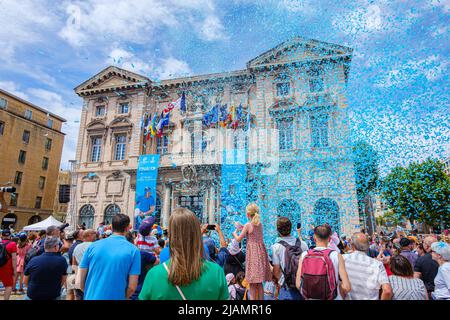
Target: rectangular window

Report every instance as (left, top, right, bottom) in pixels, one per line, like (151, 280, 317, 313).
(18, 150, 26, 164)
(22, 130, 30, 144)
(95, 105, 105, 117)
(276, 82, 291, 97)
(35, 197, 42, 209)
(0, 97, 7, 109)
(47, 119, 53, 128)
(45, 138, 52, 151)
(39, 176, 46, 190)
(25, 109, 33, 120)
(114, 134, 127, 160)
(311, 113, 329, 148)
(91, 136, 102, 162)
(278, 119, 294, 150)
(42, 157, 49, 170)
(10, 193, 18, 207)
(118, 103, 129, 114)
(157, 136, 169, 155)
(308, 67, 325, 93)
(0, 121, 4, 135)
(14, 171, 23, 185)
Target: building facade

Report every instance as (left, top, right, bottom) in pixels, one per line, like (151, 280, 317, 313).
(71, 37, 360, 237)
(52, 170, 71, 222)
(0, 89, 66, 230)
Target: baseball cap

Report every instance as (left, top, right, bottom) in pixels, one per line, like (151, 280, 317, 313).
(18, 232, 28, 241)
(65, 231, 75, 241)
(1, 229, 11, 236)
(139, 216, 156, 237)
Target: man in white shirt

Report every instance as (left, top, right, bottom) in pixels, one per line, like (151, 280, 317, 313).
(72, 229, 96, 300)
(344, 232, 392, 300)
(271, 217, 308, 300)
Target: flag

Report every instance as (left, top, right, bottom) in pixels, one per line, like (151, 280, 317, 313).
(210, 104, 219, 124)
(180, 92, 186, 113)
(164, 92, 187, 113)
(231, 103, 243, 129)
(141, 112, 148, 131)
(243, 111, 251, 131)
(156, 112, 170, 137)
(149, 113, 158, 137)
(219, 104, 228, 128)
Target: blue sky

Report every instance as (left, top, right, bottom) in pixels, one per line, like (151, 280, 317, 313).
(0, 0, 448, 172)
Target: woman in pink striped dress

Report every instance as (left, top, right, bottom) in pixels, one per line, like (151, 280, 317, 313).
(233, 203, 272, 300)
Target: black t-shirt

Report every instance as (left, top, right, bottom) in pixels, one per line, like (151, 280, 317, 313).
(414, 252, 439, 291)
(24, 252, 68, 300)
(224, 251, 245, 276)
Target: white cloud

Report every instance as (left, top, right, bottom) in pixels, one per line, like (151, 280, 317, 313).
(0, 81, 29, 100)
(106, 47, 192, 80)
(197, 15, 229, 41)
(279, 0, 317, 14)
(59, 0, 227, 46)
(26, 88, 81, 167)
(0, 0, 58, 60)
(375, 55, 449, 87)
(157, 57, 192, 79)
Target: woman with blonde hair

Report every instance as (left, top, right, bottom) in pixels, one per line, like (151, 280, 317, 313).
(139, 207, 228, 300)
(233, 203, 272, 300)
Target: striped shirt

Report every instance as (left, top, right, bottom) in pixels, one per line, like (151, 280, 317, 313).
(389, 275, 427, 300)
(343, 251, 389, 300)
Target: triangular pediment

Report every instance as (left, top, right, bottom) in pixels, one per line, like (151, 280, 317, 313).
(75, 66, 150, 96)
(247, 36, 352, 68)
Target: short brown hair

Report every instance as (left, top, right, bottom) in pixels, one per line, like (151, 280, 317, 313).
(314, 225, 332, 240)
(389, 254, 413, 277)
(277, 217, 292, 237)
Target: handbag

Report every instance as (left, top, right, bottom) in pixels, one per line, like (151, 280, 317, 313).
(163, 262, 187, 300)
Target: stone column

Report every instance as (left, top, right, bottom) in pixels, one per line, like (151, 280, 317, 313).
(162, 184, 172, 228)
(202, 188, 209, 224)
(208, 185, 215, 224)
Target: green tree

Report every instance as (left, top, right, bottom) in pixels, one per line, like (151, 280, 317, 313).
(382, 158, 450, 228)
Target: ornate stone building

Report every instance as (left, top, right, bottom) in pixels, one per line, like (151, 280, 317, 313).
(70, 37, 361, 237)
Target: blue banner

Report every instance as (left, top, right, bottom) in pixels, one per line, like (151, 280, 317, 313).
(220, 149, 248, 237)
(135, 155, 160, 228)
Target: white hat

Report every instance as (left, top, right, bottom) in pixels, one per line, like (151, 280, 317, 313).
(228, 239, 241, 256)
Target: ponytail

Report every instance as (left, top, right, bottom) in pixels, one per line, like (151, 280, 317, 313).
(246, 203, 261, 226)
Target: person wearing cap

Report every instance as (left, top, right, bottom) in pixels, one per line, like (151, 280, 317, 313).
(0, 229, 17, 300)
(135, 187, 155, 230)
(62, 232, 75, 300)
(14, 232, 32, 294)
(399, 237, 418, 268)
(430, 242, 450, 300)
(23, 236, 68, 300)
(136, 216, 160, 255)
(226, 273, 237, 300)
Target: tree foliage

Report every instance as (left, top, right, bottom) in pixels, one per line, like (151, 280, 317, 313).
(382, 158, 450, 227)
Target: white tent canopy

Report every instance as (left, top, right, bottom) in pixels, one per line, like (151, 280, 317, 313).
(22, 216, 63, 231)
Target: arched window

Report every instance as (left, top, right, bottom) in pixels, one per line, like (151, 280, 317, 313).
(28, 215, 42, 225)
(313, 198, 340, 233)
(79, 204, 95, 228)
(277, 199, 302, 226)
(1, 213, 18, 229)
(104, 204, 121, 225)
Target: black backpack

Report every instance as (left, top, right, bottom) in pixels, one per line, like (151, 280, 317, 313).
(279, 239, 303, 289)
(0, 241, 11, 267)
(25, 245, 41, 265)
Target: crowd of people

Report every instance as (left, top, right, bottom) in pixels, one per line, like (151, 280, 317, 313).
(0, 203, 449, 301)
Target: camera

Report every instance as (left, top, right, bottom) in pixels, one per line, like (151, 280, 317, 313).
(0, 187, 16, 193)
(206, 224, 216, 231)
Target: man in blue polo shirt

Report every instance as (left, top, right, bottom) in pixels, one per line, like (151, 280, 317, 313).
(79, 214, 140, 300)
(24, 236, 68, 300)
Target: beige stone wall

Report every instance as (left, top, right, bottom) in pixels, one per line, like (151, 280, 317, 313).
(0, 90, 65, 230)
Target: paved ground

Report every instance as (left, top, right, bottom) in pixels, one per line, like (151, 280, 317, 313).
(0, 288, 27, 300)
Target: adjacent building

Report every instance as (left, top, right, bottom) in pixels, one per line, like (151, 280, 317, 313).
(0, 89, 66, 229)
(70, 37, 361, 237)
